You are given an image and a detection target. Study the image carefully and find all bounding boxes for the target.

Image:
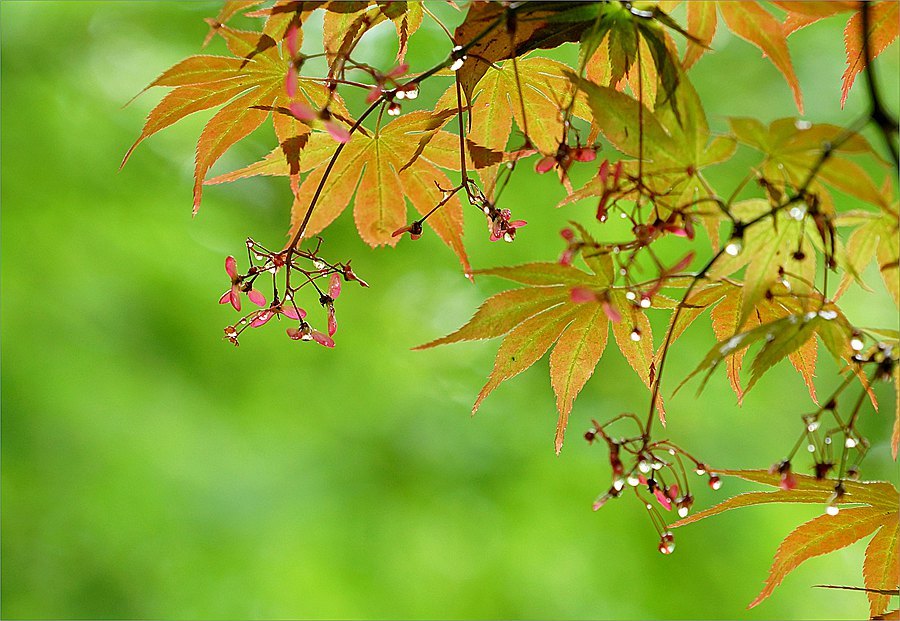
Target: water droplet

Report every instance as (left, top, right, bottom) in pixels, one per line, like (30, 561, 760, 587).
(825, 504, 839, 516)
(313, 260, 325, 270)
(503, 232, 514, 243)
(807, 421, 819, 432)
(668, 449, 676, 456)
(818, 309, 838, 320)
(638, 460, 651, 474)
(619, 268, 627, 276)
(627, 475, 641, 487)
(254, 253, 265, 261)
(845, 437, 857, 448)
(505, 162, 513, 169)
(630, 328, 642, 342)
(807, 444, 816, 452)
(405, 88, 419, 100)
(619, 212, 628, 219)
(640, 297, 651, 309)
(710, 478, 722, 490)
(788, 205, 806, 220)
(651, 460, 663, 470)
(612, 245, 621, 254)
(613, 478, 625, 491)
(695, 466, 706, 475)
(645, 503, 653, 511)
(625, 291, 636, 301)
(725, 241, 742, 256)
(850, 337, 864, 351)
(677, 506, 689, 518)
(824, 437, 832, 445)
(450, 57, 465, 72)
(795, 119, 812, 130)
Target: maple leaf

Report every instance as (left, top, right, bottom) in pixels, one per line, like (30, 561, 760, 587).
(284, 110, 458, 246)
(323, 1, 423, 75)
(672, 469, 899, 613)
(438, 57, 591, 158)
(416, 259, 665, 453)
(667, 1, 803, 112)
(840, 1, 900, 108)
(452, 2, 611, 109)
(202, 1, 267, 45)
(287, 109, 467, 262)
(124, 22, 344, 214)
(566, 65, 735, 245)
(682, 1, 716, 70)
(836, 200, 900, 309)
(730, 117, 885, 212)
(578, 2, 696, 111)
(204, 110, 470, 271)
(680, 296, 854, 399)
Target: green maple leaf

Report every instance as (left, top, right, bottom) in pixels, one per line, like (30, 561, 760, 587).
(417, 257, 664, 453)
(680, 298, 854, 397)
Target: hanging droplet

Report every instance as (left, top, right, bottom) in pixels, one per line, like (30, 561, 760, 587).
(850, 336, 864, 351)
(845, 437, 857, 449)
(625, 291, 636, 301)
(825, 504, 839, 516)
(630, 328, 642, 342)
(788, 205, 806, 221)
(725, 240, 742, 256)
(639, 297, 651, 309)
(807, 443, 816, 452)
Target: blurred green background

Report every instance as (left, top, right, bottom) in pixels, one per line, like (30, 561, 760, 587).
(2, 2, 898, 619)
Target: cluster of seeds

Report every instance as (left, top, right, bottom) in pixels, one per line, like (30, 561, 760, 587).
(585, 415, 721, 554)
(220, 238, 366, 348)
